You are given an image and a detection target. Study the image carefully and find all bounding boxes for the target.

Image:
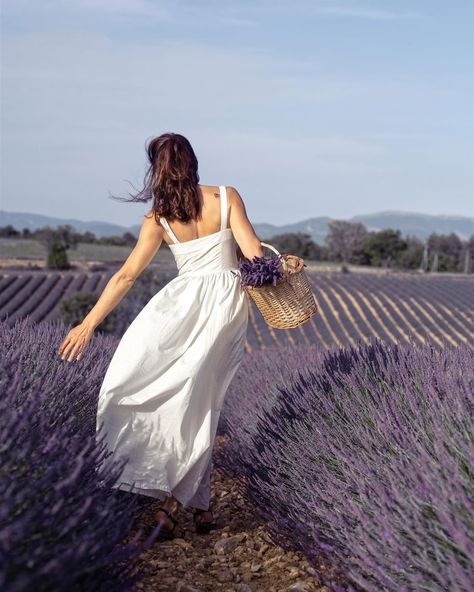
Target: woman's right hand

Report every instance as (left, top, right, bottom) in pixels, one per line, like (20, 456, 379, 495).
(58, 322, 95, 362)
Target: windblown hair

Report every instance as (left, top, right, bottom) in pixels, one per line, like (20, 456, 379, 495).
(113, 132, 201, 223)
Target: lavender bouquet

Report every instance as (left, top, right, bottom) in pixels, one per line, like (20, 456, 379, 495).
(239, 254, 284, 288)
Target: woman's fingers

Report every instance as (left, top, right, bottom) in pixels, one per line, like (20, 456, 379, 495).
(76, 339, 89, 361)
(58, 336, 71, 356)
(66, 334, 88, 362)
(67, 342, 81, 362)
(58, 325, 92, 362)
(63, 342, 75, 361)
(60, 331, 78, 359)
(59, 339, 73, 359)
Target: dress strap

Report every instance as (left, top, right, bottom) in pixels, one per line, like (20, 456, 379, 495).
(159, 216, 180, 244)
(219, 185, 228, 231)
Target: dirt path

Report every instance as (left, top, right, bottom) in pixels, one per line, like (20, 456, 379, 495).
(126, 435, 329, 592)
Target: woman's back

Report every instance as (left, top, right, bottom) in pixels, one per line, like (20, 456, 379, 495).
(159, 184, 230, 245)
(159, 185, 238, 277)
(157, 184, 263, 261)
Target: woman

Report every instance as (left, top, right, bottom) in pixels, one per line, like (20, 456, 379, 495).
(57, 132, 264, 539)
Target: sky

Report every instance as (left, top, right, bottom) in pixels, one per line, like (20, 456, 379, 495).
(1, 0, 473, 228)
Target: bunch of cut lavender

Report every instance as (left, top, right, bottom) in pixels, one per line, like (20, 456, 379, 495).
(239, 254, 284, 287)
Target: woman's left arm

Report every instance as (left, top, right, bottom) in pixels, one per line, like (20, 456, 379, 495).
(58, 211, 163, 361)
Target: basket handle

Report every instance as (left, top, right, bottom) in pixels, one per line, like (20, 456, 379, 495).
(260, 241, 288, 272)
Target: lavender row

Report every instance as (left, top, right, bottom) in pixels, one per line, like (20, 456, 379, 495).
(0, 317, 162, 592)
(1, 271, 472, 351)
(216, 339, 474, 591)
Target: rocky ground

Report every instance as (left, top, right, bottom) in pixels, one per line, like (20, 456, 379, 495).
(124, 435, 333, 592)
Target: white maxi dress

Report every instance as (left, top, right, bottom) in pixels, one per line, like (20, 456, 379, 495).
(95, 186, 249, 510)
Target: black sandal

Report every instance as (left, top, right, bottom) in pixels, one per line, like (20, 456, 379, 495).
(193, 508, 217, 534)
(155, 506, 180, 540)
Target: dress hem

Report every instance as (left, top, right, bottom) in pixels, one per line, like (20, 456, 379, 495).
(112, 479, 210, 511)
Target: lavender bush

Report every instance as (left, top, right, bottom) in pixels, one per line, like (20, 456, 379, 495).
(217, 339, 474, 591)
(0, 317, 161, 592)
(216, 343, 326, 438)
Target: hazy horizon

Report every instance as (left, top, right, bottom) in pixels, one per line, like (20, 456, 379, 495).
(1, 206, 473, 231)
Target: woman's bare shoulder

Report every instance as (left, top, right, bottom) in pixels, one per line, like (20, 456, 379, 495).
(144, 209, 158, 220)
(226, 186, 244, 206)
(143, 209, 164, 229)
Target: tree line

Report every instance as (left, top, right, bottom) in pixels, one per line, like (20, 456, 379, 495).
(0, 224, 136, 247)
(265, 220, 473, 273)
(1, 221, 472, 273)
(0, 224, 136, 269)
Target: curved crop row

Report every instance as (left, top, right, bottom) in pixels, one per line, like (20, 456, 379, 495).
(0, 271, 472, 352)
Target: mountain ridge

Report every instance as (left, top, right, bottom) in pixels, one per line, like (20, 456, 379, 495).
(1, 209, 472, 243)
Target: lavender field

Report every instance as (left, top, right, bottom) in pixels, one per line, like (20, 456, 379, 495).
(2, 316, 472, 591)
(1, 268, 473, 591)
(0, 268, 472, 351)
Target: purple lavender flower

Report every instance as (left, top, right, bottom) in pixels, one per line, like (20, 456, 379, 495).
(239, 255, 284, 287)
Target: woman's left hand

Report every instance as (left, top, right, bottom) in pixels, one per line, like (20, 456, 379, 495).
(58, 322, 95, 362)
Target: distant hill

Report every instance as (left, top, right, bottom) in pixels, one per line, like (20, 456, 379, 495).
(0, 211, 127, 238)
(1, 209, 472, 243)
(351, 211, 474, 241)
(248, 212, 473, 243)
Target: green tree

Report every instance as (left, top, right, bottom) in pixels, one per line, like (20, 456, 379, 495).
(0, 224, 20, 237)
(122, 232, 137, 246)
(47, 242, 70, 269)
(427, 232, 464, 272)
(396, 235, 424, 269)
(362, 229, 407, 268)
(263, 232, 322, 260)
(325, 220, 369, 263)
(58, 292, 118, 333)
(36, 224, 79, 270)
(81, 231, 97, 243)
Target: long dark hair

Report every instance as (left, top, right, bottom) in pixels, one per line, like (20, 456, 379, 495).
(112, 132, 201, 223)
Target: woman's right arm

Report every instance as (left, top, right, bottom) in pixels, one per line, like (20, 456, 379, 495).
(57, 211, 164, 361)
(228, 186, 264, 260)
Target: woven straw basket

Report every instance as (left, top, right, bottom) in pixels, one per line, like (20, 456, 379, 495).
(243, 242, 318, 329)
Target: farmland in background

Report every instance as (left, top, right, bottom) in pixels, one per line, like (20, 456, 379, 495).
(1, 265, 472, 351)
(0, 237, 175, 263)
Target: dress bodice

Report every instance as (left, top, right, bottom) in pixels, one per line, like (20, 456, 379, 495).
(159, 186, 240, 277)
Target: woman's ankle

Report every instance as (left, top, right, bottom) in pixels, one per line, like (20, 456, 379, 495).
(162, 496, 180, 515)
